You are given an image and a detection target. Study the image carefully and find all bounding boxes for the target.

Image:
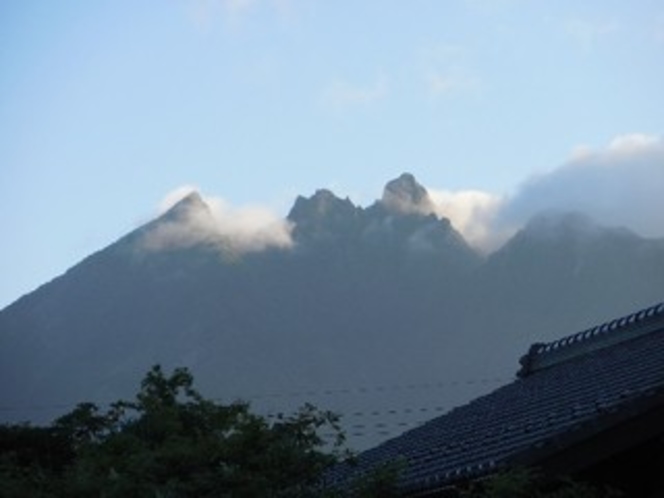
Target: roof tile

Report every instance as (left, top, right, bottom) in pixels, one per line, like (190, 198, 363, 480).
(329, 301, 664, 494)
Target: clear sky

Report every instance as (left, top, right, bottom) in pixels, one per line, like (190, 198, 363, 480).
(2, 0, 663, 308)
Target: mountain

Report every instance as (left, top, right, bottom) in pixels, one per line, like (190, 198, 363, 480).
(478, 211, 664, 335)
(1, 175, 663, 449)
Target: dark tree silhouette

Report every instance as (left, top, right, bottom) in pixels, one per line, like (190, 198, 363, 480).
(1, 365, 352, 497)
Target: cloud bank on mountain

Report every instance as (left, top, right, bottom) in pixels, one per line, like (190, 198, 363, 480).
(142, 188, 294, 254)
(428, 189, 507, 252)
(426, 133, 664, 251)
(140, 133, 663, 256)
(497, 133, 664, 239)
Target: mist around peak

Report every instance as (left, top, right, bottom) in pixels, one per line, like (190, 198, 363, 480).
(520, 211, 627, 240)
(135, 132, 664, 259)
(381, 173, 436, 215)
(420, 133, 664, 253)
(140, 187, 294, 254)
(494, 133, 664, 241)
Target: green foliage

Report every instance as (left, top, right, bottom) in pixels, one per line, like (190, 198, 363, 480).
(462, 467, 624, 498)
(0, 368, 629, 498)
(347, 460, 404, 498)
(2, 369, 623, 498)
(0, 365, 351, 497)
(0, 423, 72, 497)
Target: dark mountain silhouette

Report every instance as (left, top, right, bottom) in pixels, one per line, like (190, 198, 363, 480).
(1, 174, 663, 449)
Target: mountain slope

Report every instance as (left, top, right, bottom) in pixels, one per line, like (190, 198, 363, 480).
(1, 175, 662, 449)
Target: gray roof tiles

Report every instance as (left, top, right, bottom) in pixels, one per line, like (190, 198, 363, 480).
(329, 301, 664, 495)
(520, 302, 664, 376)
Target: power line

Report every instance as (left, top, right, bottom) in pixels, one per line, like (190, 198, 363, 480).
(0, 375, 510, 414)
(265, 404, 449, 420)
(226, 376, 510, 402)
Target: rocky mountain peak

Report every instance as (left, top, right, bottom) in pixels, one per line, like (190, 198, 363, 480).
(381, 173, 435, 215)
(161, 191, 210, 223)
(288, 189, 357, 224)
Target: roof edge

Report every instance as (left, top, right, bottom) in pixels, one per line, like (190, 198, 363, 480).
(518, 301, 664, 377)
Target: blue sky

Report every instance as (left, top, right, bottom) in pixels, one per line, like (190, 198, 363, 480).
(2, 0, 663, 308)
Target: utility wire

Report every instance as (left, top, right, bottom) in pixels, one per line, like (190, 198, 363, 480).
(0, 376, 510, 414)
(225, 376, 509, 402)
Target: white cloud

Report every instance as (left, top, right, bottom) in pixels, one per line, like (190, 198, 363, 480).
(320, 74, 388, 111)
(607, 133, 660, 155)
(655, 15, 664, 43)
(188, 0, 251, 31)
(428, 133, 664, 252)
(222, 0, 257, 16)
(157, 184, 200, 213)
(564, 18, 618, 51)
(419, 44, 481, 99)
(463, 0, 523, 14)
(188, 0, 295, 31)
(143, 188, 293, 254)
(428, 189, 508, 252)
(498, 133, 664, 239)
(426, 70, 481, 98)
(146, 134, 664, 257)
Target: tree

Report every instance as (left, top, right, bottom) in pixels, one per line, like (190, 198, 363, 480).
(1, 365, 353, 497)
(461, 467, 623, 498)
(0, 422, 74, 497)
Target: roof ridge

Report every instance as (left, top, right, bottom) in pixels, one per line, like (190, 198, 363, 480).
(518, 301, 664, 377)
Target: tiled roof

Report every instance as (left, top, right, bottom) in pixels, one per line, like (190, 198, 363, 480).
(328, 301, 664, 495)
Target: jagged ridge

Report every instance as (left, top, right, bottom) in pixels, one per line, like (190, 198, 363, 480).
(1, 174, 663, 452)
